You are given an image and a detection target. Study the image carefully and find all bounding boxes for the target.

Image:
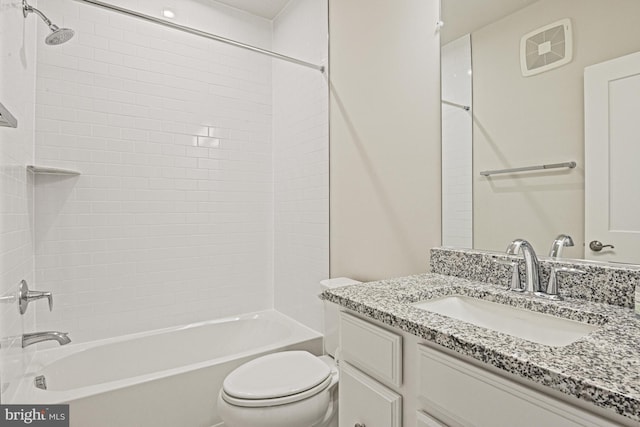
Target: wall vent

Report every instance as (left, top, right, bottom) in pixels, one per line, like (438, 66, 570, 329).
(520, 19, 572, 77)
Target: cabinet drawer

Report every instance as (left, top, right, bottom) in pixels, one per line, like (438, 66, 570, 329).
(339, 311, 402, 387)
(418, 344, 618, 427)
(339, 362, 402, 427)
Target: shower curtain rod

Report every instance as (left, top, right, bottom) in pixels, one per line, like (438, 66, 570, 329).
(72, 0, 325, 73)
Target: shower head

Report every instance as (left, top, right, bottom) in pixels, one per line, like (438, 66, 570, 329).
(23, 0, 75, 45)
(45, 26, 75, 45)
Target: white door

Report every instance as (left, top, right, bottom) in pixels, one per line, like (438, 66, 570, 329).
(584, 51, 640, 263)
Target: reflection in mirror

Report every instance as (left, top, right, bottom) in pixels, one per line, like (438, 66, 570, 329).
(440, 0, 640, 260)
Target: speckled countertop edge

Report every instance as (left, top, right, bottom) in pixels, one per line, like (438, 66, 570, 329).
(321, 273, 640, 423)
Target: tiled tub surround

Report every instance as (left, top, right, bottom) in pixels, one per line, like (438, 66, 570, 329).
(321, 275, 640, 423)
(31, 0, 329, 342)
(34, 0, 275, 342)
(431, 247, 640, 309)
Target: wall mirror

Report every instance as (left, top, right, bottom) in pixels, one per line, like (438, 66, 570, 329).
(440, 0, 640, 261)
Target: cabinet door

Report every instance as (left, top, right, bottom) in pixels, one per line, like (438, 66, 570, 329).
(417, 411, 447, 427)
(339, 362, 402, 427)
(340, 311, 403, 387)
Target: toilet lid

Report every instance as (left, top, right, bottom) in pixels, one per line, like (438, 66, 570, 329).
(222, 351, 331, 400)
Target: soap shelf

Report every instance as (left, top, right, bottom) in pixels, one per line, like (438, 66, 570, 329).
(0, 101, 18, 128)
(27, 165, 81, 176)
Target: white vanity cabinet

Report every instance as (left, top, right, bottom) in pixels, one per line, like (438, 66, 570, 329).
(417, 344, 621, 427)
(338, 312, 404, 427)
(336, 310, 632, 427)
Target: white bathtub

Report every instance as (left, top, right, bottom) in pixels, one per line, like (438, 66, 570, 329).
(12, 310, 323, 427)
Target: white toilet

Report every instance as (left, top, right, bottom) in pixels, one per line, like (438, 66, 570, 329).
(217, 277, 360, 427)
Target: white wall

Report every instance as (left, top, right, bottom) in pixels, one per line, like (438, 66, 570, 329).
(441, 35, 473, 248)
(33, 0, 274, 342)
(272, 0, 329, 332)
(472, 0, 640, 257)
(329, 0, 442, 281)
(0, 0, 37, 402)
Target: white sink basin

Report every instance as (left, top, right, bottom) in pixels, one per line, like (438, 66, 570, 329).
(412, 295, 598, 347)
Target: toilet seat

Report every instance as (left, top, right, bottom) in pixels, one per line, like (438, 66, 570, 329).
(222, 374, 333, 407)
(221, 351, 333, 408)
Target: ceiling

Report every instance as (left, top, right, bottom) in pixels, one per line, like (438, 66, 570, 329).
(213, 0, 291, 19)
(213, 0, 542, 38)
(441, 0, 541, 44)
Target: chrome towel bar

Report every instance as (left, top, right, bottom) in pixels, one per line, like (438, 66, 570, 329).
(441, 99, 470, 111)
(480, 161, 576, 177)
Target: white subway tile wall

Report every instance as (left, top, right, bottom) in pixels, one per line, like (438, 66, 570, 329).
(33, 0, 276, 342)
(0, 0, 37, 401)
(441, 35, 473, 248)
(272, 0, 329, 332)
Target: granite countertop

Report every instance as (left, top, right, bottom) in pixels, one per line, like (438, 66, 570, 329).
(320, 273, 640, 423)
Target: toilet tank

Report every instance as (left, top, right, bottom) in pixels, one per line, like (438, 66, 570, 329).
(320, 277, 361, 357)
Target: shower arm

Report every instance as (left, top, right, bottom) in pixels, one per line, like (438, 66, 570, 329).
(23, 1, 55, 29)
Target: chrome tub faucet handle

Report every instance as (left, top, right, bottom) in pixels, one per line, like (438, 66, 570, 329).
(18, 280, 53, 315)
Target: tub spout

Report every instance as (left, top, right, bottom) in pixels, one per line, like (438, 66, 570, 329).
(22, 331, 71, 348)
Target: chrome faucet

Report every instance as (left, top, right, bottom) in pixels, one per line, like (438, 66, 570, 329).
(22, 331, 71, 348)
(549, 234, 574, 258)
(506, 239, 542, 294)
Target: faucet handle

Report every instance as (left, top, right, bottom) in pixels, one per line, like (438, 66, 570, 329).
(542, 266, 586, 300)
(494, 259, 523, 292)
(31, 291, 53, 311)
(549, 234, 575, 258)
(18, 280, 53, 315)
